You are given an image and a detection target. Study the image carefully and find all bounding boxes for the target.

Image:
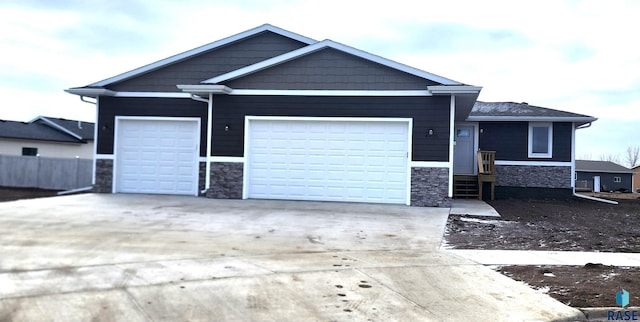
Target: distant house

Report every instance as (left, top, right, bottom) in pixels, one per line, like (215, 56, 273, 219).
(575, 160, 633, 192)
(633, 166, 640, 193)
(0, 116, 94, 159)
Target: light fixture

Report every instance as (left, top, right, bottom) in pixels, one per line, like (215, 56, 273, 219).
(224, 125, 230, 131)
(427, 129, 434, 137)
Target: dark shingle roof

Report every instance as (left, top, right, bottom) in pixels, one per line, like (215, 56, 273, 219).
(0, 120, 83, 143)
(468, 101, 597, 124)
(35, 117, 94, 140)
(575, 160, 633, 174)
(0, 116, 94, 143)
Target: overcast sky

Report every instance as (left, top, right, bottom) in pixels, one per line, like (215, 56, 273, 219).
(1, 0, 638, 164)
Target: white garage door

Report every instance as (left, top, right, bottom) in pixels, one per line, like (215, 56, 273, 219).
(247, 118, 410, 204)
(115, 118, 200, 195)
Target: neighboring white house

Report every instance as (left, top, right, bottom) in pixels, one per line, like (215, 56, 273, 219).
(0, 116, 94, 159)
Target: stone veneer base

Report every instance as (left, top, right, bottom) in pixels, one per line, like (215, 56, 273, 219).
(206, 162, 243, 199)
(411, 167, 451, 207)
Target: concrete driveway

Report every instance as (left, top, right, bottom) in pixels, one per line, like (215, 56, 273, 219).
(0, 194, 583, 321)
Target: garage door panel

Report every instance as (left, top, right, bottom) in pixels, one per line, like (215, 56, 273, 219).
(248, 119, 409, 204)
(115, 119, 199, 195)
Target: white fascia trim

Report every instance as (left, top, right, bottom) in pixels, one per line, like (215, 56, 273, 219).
(114, 92, 192, 98)
(89, 24, 316, 87)
(246, 116, 412, 123)
(31, 116, 83, 140)
(65, 89, 193, 98)
(211, 156, 245, 163)
(467, 116, 597, 123)
(427, 85, 483, 94)
(410, 161, 450, 168)
(228, 89, 432, 96)
(204, 39, 462, 85)
(65, 88, 116, 97)
(177, 85, 233, 94)
(495, 160, 572, 167)
(96, 154, 115, 160)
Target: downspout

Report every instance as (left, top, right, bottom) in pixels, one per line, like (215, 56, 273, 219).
(572, 121, 617, 204)
(56, 95, 97, 195)
(189, 94, 213, 195)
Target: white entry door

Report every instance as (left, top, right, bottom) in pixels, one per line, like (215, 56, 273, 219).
(115, 117, 200, 195)
(246, 118, 410, 205)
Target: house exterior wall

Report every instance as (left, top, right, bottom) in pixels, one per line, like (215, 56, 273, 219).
(478, 122, 572, 162)
(108, 31, 308, 92)
(224, 48, 436, 90)
(211, 95, 451, 162)
(0, 138, 93, 159)
(96, 97, 208, 156)
(576, 171, 633, 192)
(634, 167, 640, 192)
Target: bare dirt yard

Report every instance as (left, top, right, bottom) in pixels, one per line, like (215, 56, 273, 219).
(445, 196, 640, 308)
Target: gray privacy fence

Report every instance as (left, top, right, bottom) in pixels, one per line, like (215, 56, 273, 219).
(0, 155, 92, 191)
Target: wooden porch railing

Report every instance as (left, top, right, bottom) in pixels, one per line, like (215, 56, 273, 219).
(477, 150, 496, 200)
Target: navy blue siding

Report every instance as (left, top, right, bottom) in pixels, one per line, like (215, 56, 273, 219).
(224, 48, 437, 90)
(478, 122, 572, 162)
(576, 171, 633, 192)
(108, 32, 308, 92)
(211, 95, 451, 161)
(97, 97, 208, 156)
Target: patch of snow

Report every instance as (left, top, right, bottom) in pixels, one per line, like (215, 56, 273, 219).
(458, 217, 507, 226)
(536, 286, 550, 294)
(602, 272, 619, 280)
(543, 272, 555, 277)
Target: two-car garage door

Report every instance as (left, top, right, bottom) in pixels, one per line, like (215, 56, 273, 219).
(246, 118, 410, 205)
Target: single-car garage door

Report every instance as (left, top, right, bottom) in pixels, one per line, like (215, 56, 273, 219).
(115, 117, 200, 195)
(247, 118, 410, 204)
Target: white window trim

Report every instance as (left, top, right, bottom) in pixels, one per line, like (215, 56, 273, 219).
(614, 177, 621, 183)
(528, 122, 553, 158)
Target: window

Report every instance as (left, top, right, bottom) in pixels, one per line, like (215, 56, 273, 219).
(614, 177, 621, 183)
(528, 122, 552, 158)
(22, 147, 38, 156)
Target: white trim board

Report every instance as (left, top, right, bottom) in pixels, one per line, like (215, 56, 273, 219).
(88, 24, 316, 87)
(495, 161, 572, 167)
(204, 39, 462, 85)
(229, 89, 433, 96)
(211, 156, 245, 163)
(410, 161, 450, 168)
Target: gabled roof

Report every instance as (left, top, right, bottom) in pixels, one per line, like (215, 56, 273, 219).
(575, 160, 633, 174)
(468, 101, 597, 124)
(202, 39, 463, 86)
(87, 24, 316, 88)
(0, 116, 94, 143)
(32, 116, 95, 140)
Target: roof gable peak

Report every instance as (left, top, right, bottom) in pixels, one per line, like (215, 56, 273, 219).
(202, 39, 462, 85)
(88, 24, 316, 88)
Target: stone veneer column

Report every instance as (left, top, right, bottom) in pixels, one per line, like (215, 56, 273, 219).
(410, 167, 451, 207)
(94, 159, 113, 193)
(206, 162, 243, 199)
